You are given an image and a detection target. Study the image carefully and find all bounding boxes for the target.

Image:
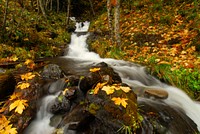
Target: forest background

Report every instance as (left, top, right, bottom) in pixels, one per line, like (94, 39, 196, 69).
(0, 0, 200, 99)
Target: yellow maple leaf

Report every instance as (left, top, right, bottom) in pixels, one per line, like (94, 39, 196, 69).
(102, 85, 115, 95)
(93, 82, 107, 95)
(89, 67, 100, 72)
(9, 99, 28, 114)
(17, 82, 30, 90)
(20, 72, 35, 81)
(9, 92, 22, 100)
(111, 97, 128, 108)
(0, 115, 17, 134)
(120, 86, 131, 93)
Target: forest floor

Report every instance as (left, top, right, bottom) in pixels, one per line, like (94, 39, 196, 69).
(89, 1, 200, 99)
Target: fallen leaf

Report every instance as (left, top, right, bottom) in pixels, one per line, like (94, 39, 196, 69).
(111, 97, 128, 108)
(93, 82, 107, 95)
(120, 86, 131, 93)
(9, 92, 22, 100)
(0, 115, 17, 134)
(17, 82, 30, 90)
(9, 99, 28, 114)
(102, 85, 115, 95)
(21, 72, 35, 81)
(89, 68, 100, 72)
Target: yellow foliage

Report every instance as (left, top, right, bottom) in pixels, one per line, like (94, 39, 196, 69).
(93, 82, 107, 95)
(9, 99, 28, 114)
(20, 72, 35, 81)
(111, 97, 128, 108)
(0, 115, 17, 134)
(120, 86, 131, 93)
(102, 85, 115, 95)
(17, 82, 30, 90)
(89, 68, 101, 72)
(9, 92, 22, 100)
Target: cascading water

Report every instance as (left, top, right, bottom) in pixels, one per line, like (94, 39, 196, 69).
(24, 21, 200, 133)
(65, 21, 200, 131)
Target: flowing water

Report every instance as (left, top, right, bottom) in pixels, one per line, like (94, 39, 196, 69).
(24, 21, 200, 133)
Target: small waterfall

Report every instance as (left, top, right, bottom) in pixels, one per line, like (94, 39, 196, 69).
(24, 95, 57, 134)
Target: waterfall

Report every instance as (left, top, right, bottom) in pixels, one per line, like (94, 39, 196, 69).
(24, 21, 200, 133)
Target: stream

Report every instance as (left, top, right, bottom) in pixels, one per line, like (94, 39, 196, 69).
(24, 21, 200, 134)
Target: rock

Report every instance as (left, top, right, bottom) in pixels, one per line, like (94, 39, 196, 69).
(138, 98, 198, 133)
(144, 89, 168, 99)
(49, 95, 71, 114)
(58, 82, 139, 134)
(79, 62, 121, 93)
(42, 64, 63, 80)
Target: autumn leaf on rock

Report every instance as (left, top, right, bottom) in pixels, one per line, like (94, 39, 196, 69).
(9, 92, 22, 100)
(120, 86, 131, 93)
(102, 85, 115, 95)
(0, 115, 17, 134)
(111, 97, 128, 108)
(93, 82, 107, 95)
(17, 82, 30, 90)
(9, 99, 28, 114)
(20, 72, 35, 81)
(89, 68, 100, 72)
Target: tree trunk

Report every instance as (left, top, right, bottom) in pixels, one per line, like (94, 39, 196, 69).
(2, 0, 9, 35)
(39, 0, 47, 18)
(107, 0, 114, 43)
(114, 0, 120, 47)
(89, 0, 95, 16)
(57, 0, 59, 13)
(66, 0, 71, 28)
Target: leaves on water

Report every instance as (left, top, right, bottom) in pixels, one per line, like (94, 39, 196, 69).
(111, 97, 128, 108)
(9, 99, 28, 114)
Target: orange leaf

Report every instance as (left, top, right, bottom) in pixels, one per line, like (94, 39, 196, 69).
(89, 68, 100, 72)
(102, 85, 115, 95)
(111, 97, 128, 108)
(9, 99, 28, 114)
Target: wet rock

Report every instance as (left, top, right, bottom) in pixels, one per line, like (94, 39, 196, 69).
(42, 64, 63, 79)
(79, 62, 121, 93)
(49, 95, 71, 114)
(144, 89, 168, 99)
(58, 82, 139, 134)
(138, 98, 198, 133)
(50, 115, 63, 127)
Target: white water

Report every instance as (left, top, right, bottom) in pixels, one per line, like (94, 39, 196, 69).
(25, 21, 200, 133)
(65, 21, 200, 131)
